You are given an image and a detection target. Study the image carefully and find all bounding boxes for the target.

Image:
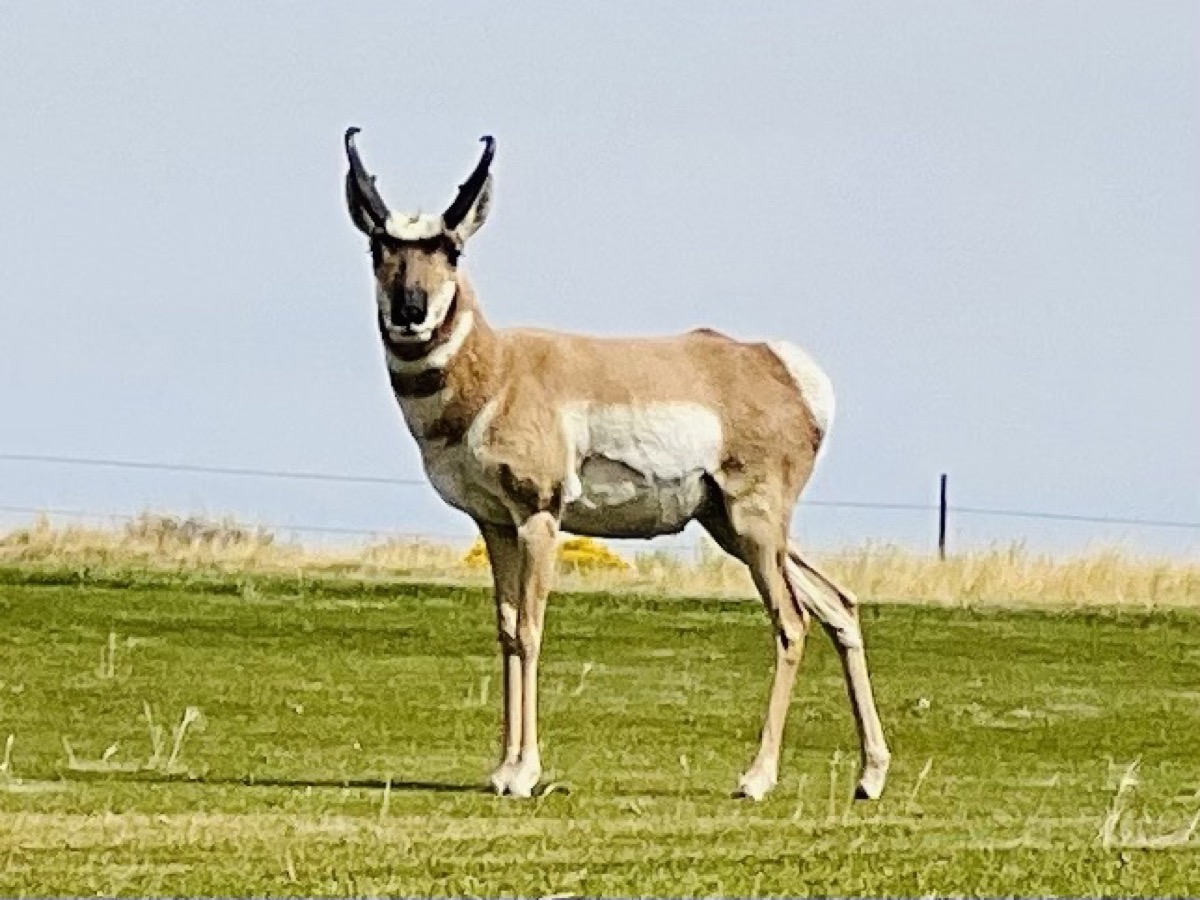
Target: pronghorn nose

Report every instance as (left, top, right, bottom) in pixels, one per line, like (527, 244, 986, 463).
(392, 289, 427, 326)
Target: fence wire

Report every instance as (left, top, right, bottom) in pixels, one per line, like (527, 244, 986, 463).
(2, 450, 1198, 533)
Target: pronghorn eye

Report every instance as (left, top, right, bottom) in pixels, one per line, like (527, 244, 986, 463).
(369, 232, 401, 268)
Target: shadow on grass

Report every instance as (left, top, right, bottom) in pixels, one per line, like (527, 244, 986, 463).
(59, 767, 742, 799)
(61, 768, 488, 794)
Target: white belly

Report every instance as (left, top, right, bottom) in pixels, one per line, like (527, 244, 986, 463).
(560, 402, 724, 538)
(401, 396, 725, 535)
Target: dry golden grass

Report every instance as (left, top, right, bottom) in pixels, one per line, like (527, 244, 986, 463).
(1, 513, 1197, 608)
(463, 534, 632, 574)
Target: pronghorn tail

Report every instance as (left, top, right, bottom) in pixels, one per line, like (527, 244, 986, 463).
(783, 543, 863, 648)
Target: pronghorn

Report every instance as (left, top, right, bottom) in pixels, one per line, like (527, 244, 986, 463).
(343, 128, 890, 801)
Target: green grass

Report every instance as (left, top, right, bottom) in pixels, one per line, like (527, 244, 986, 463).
(1, 574, 1199, 896)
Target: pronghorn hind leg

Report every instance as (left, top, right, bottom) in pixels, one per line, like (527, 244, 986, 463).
(478, 521, 523, 794)
(785, 545, 891, 800)
(701, 502, 810, 801)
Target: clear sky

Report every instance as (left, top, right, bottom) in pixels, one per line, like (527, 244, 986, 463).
(1, 3, 1196, 556)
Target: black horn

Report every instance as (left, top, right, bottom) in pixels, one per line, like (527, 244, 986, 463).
(344, 127, 390, 233)
(442, 135, 496, 230)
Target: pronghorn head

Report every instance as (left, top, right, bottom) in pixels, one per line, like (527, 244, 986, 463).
(344, 128, 494, 344)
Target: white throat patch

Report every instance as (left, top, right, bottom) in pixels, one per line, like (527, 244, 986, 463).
(386, 309, 475, 374)
(385, 212, 443, 241)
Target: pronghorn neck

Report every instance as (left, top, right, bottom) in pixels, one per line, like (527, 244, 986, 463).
(380, 274, 500, 445)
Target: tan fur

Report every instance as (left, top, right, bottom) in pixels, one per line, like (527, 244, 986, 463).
(348, 139, 888, 801)
(374, 269, 889, 800)
(396, 277, 821, 522)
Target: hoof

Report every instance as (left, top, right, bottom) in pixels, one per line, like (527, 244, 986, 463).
(854, 760, 890, 801)
(505, 760, 542, 799)
(489, 762, 519, 795)
(737, 768, 778, 802)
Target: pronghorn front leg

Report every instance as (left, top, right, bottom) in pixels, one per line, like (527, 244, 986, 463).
(478, 522, 523, 794)
(506, 509, 558, 798)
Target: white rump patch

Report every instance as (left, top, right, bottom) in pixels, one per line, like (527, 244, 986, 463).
(559, 402, 724, 537)
(385, 212, 443, 241)
(766, 341, 836, 439)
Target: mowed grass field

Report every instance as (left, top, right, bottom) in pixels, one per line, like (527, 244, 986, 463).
(2, 571, 1199, 896)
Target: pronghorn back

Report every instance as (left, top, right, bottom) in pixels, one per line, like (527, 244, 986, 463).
(457, 323, 831, 538)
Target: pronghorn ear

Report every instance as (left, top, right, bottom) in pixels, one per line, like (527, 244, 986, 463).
(448, 174, 492, 245)
(442, 136, 495, 246)
(345, 175, 383, 236)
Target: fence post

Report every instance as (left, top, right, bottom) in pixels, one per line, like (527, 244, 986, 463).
(938, 473, 948, 561)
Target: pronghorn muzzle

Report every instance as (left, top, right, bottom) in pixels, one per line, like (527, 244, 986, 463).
(391, 287, 428, 329)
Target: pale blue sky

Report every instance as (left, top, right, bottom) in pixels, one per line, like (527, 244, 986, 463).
(1, 3, 1196, 555)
